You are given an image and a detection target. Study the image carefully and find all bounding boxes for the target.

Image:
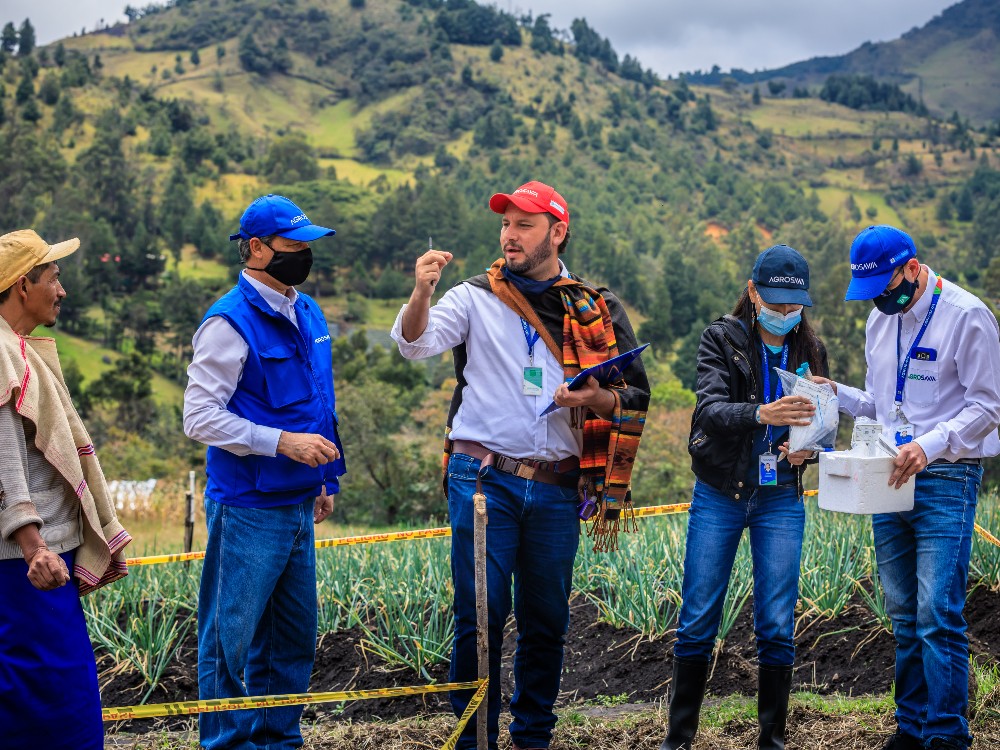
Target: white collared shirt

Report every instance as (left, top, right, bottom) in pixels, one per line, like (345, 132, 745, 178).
(390, 262, 582, 462)
(182, 271, 299, 457)
(837, 267, 1000, 461)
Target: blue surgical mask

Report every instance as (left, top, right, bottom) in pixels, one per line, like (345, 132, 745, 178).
(757, 304, 802, 337)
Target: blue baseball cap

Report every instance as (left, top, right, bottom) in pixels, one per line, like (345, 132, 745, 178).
(845, 225, 917, 301)
(751, 244, 812, 307)
(229, 194, 336, 242)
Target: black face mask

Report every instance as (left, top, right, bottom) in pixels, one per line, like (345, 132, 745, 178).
(259, 245, 313, 287)
(873, 274, 918, 315)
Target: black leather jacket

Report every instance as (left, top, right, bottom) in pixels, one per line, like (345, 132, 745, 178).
(688, 314, 827, 500)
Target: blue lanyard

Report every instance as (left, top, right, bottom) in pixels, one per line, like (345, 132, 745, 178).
(760, 341, 789, 449)
(894, 276, 943, 408)
(520, 319, 540, 362)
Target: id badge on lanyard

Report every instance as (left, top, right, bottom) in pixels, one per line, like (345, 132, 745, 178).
(759, 452, 778, 486)
(893, 275, 943, 446)
(892, 406, 914, 446)
(521, 319, 544, 396)
(759, 341, 789, 487)
(523, 367, 543, 395)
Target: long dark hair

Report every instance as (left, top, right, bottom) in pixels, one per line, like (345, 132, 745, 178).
(731, 286, 827, 377)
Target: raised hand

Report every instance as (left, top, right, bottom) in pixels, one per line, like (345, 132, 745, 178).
(413, 250, 453, 299)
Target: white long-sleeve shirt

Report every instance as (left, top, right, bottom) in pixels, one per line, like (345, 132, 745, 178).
(390, 268, 582, 462)
(837, 268, 1000, 462)
(182, 271, 299, 457)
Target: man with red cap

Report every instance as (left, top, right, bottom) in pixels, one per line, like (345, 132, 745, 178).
(392, 181, 649, 750)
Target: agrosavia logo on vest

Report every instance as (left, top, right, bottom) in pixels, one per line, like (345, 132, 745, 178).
(908, 372, 937, 382)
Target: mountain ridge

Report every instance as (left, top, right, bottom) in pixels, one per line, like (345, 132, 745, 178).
(683, 0, 1000, 123)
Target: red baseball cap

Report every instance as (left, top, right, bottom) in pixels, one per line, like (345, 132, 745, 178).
(489, 181, 570, 225)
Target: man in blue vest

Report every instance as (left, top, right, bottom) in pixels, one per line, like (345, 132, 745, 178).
(183, 194, 346, 750)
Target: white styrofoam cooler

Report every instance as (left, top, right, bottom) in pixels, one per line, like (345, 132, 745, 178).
(817, 451, 915, 514)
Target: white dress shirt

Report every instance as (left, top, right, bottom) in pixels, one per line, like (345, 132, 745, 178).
(390, 263, 582, 462)
(837, 267, 1000, 462)
(182, 271, 299, 457)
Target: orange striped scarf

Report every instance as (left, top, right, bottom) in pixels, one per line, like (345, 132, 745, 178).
(486, 260, 646, 551)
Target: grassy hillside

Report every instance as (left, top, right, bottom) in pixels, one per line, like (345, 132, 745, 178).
(25, 0, 995, 362)
(49, 2, 994, 239)
(3, 0, 1000, 488)
(46, 328, 184, 408)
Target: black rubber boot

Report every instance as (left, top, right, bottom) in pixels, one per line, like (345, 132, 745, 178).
(757, 664, 793, 750)
(660, 657, 710, 750)
(881, 732, 923, 750)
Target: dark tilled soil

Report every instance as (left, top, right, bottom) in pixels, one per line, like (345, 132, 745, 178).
(102, 586, 1000, 734)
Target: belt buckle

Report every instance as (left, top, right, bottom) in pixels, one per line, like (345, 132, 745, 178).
(514, 463, 536, 481)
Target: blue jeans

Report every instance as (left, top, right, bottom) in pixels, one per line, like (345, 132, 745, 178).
(198, 500, 318, 750)
(873, 463, 982, 748)
(675, 480, 805, 666)
(446, 453, 581, 750)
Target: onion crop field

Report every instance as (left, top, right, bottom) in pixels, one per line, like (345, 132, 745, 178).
(93, 493, 1000, 747)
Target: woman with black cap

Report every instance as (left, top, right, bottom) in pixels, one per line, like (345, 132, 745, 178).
(660, 244, 829, 750)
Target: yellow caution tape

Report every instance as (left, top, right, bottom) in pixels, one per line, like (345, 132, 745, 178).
(976, 523, 1000, 549)
(439, 678, 489, 750)
(127, 528, 454, 565)
(633, 502, 691, 517)
(102, 680, 482, 721)
(315, 526, 452, 549)
(127, 506, 696, 566)
(123, 497, 999, 563)
(127, 550, 206, 566)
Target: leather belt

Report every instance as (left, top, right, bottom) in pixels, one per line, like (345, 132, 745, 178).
(451, 440, 579, 489)
(930, 458, 982, 466)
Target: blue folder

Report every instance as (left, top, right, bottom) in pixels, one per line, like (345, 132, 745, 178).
(540, 343, 649, 417)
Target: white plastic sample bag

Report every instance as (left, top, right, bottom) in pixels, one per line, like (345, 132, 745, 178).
(775, 369, 840, 452)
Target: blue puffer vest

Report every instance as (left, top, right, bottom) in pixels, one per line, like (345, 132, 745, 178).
(202, 274, 345, 508)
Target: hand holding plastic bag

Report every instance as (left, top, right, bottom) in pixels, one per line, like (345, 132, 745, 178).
(775, 368, 839, 452)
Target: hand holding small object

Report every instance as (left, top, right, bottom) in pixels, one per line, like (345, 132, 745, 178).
(777, 441, 813, 466)
(413, 250, 452, 296)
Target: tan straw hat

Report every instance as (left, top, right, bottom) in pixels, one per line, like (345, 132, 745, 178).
(0, 229, 80, 293)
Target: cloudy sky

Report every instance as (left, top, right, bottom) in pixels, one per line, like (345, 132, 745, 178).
(3, 0, 959, 77)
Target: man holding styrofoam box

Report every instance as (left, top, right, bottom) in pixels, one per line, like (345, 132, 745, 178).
(812, 225, 1000, 750)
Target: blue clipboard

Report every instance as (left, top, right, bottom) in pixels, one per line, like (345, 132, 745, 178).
(540, 343, 649, 417)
